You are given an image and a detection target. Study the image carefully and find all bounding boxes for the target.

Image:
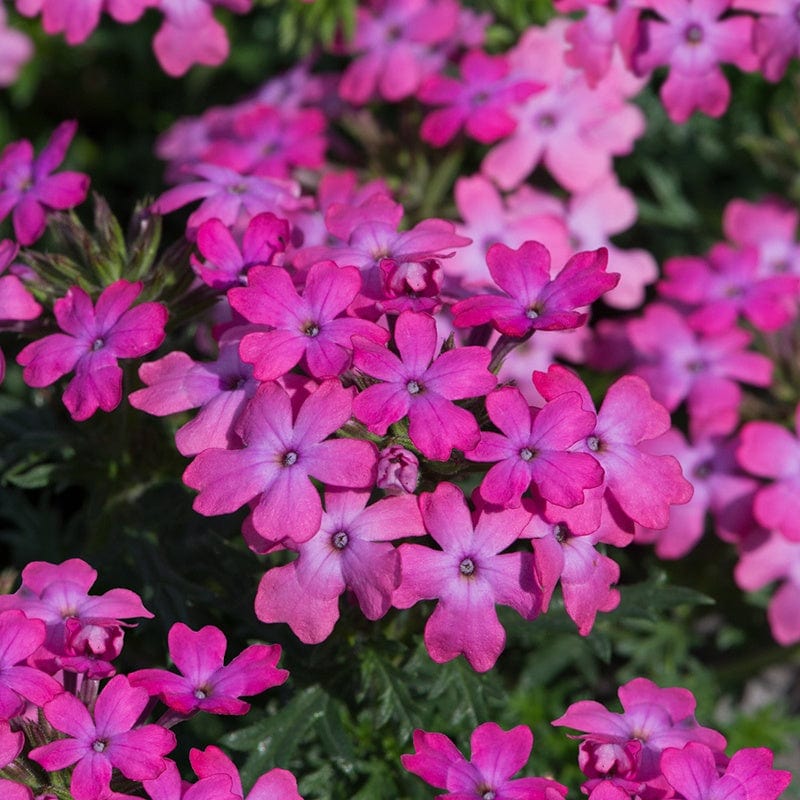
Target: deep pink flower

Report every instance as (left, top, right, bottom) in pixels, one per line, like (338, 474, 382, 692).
(143, 759, 239, 800)
(191, 212, 289, 290)
(338, 0, 459, 104)
(661, 743, 791, 800)
(0, 121, 89, 245)
(30, 674, 176, 800)
(153, 0, 251, 77)
(17, 280, 167, 421)
(733, 0, 800, 81)
(352, 311, 496, 461)
(633, 0, 757, 123)
(255, 491, 424, 642)
(402, 722, 567, 799)
(466, 386, 602, 509)
(451, 241, 618, 336)
(229, 260, 389, 381)
(737, 404, 800, 541)
(129, 623, 287, 716)
(183, 379, 377, 544)
(393, 482, 539, 672)
(0, 558, 153, 677)
(190, 745, 304, 800)
(418, 49, 541, 147)
(553, 678, 727, 797)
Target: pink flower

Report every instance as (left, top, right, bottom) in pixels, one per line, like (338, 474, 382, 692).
(376, 444, 419, 495)
(735, 530, 800, 645)
(393, 482, 540, 672)
(661, 743, 791, 800)
(633, 0, 758, 123)
(352, 311, 496, 461)
(190, 745, 303, 800)
(627, 303, 772, 439)
(17, 280, 168, 422)
(418, 49, 542, 146)
(0, 558, 153, 677)
(183, 379, 377, 544)
(534, 365, 693, 529)
(153, 0, 251, 77)
(30, 674, 176, 800)
(737, 404, 800, 541)
(191, 212, 289, 290)
(402, 722, 567, 799)
(0, 120, 89, 245)
(658, 243, 799, 333)
(255, 491, 424, 642)
(143, 760, 239, 800)
(338, 0, 459, 104)
(229, 260, 389, 381)
(451, 241, 618, 336)
(553, 678, 727, 797)
(467, 386, 602, 509)
(129, 623, 287, 716)
(15, 0, 150, 45)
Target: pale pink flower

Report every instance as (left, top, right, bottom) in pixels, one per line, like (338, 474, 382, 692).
(0, 6, 33, 87)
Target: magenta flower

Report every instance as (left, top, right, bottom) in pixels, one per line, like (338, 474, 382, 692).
(418, 49, 542, 147)
(393, 482, 539, 672)
(0, 609, 61, 718)
(129, 623, 287, 716)
(191, 212, 289, 290)
(352, 311, 496, 461)
(553, 678, 727, 796)
(466, 386, 603, 509)
(737, 404, 800, 541)
(661, 743, 791, 800)
(402, 722, 567, 799)
(255, 491, 424, 642)
(0, 558, 153, 677)
(229, 260, 389, 381)
(143, 760, 239, 800)
(338, 0, 459, 104)
(30, 674, 176, 800)
(451, 241, 618, 337)
(17, 279, 168, 421)
(633, 0, 758, 123)
(733, 0, 800, 81)
(190, 745, 304, 800)
(0, 120, 89, 245)
(183, 379, 377, 544)
(0, 722, 34, 799)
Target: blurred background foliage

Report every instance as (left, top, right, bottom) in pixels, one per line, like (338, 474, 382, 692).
(1, 0, 800, 797)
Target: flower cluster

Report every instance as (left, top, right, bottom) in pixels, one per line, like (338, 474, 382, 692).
(0, 558, 292, 800)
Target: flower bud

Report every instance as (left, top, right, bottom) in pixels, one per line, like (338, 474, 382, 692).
(377, 445, 419, 495)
